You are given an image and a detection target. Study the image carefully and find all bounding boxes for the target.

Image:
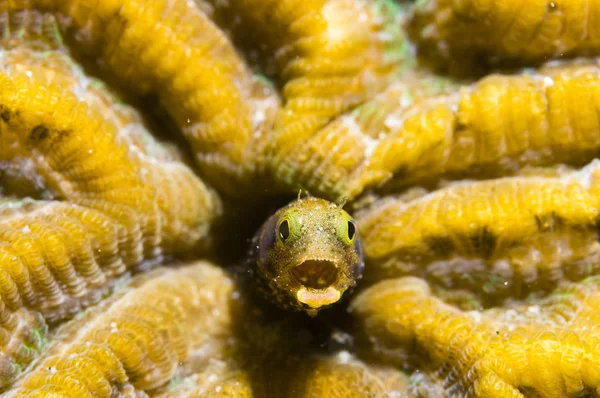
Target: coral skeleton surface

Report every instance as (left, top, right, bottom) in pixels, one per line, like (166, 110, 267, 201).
(0, 0, 599, 397)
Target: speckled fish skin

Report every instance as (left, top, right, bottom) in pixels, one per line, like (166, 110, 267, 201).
(249, 197, 364, 316)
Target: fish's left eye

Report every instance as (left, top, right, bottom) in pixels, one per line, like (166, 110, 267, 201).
(347, 221, 356, 241)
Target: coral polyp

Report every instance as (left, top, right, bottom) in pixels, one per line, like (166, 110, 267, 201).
(0, 0, 600, 396)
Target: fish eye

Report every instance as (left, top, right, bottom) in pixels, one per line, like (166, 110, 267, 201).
(347, 221, 356, 241)
(337, 211, 357, 245)
(279, 219, 290, 241)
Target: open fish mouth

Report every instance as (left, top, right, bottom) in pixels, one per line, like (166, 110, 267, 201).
(291, 259, 342, 311)
(291, 259, 339, 289)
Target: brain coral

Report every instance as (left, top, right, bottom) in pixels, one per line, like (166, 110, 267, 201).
(0, 0, 599, 397)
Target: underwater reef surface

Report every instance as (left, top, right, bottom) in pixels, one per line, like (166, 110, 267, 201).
(0, 0, 600, 396)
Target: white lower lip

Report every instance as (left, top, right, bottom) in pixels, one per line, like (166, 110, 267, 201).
(296, 286, 341, 308)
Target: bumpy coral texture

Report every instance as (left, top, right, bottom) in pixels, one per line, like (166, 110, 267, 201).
(1, 0, 600, 397)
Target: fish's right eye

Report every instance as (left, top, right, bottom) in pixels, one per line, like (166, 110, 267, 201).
(279, 219, 290, 241)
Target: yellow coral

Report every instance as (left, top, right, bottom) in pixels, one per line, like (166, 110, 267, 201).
(362, 62, 600, 189)
(352, 276, 600, 397)
(357, 162, 600, 303)
(5, 261, 235, 396)
(0, 26, 221, 389)
(410, 0, 600, 65)
(0, 46, 221, 253)
(0, 0, 279, 195)
(288, 353, 410, 397)
(154, 360, 254, 398)
(0, 199, 140, 387)
(3, 0, 600, 396)
(203, 0, 407, 200)
(271, 71, 458, 199)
